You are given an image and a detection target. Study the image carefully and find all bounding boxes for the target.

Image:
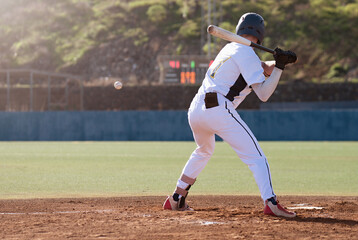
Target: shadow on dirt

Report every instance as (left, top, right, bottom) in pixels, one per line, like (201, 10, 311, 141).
(290, 216, 358, 226)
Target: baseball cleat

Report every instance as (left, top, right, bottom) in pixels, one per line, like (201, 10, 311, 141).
(163, 195, 194, 211)
(264, 197, 296, 218)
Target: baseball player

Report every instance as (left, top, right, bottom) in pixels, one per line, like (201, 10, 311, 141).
(163, 12, 297, 217)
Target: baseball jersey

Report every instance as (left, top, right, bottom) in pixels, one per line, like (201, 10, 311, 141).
(199, 42, 265, 108)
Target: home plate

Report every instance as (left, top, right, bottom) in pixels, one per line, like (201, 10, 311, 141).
(287, 204, 324, 210)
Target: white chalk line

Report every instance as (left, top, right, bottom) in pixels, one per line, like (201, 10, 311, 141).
(0, 209, 114, 215)
(287, 203, 324, 210)
(198, 220, 225, 226)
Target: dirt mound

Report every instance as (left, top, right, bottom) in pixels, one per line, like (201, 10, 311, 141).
(0, 196, 357, 239)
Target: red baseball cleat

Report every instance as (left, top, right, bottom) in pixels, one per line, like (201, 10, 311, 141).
(264, 197, 296, 218)
(163, 195, 193, 211)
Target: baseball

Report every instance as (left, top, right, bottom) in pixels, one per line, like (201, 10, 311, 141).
(114, 81, 122, 90)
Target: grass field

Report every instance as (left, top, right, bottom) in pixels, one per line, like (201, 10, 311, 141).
(0, 141, 357, 199)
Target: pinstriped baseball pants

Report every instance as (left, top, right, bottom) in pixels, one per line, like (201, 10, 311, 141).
(179, 92, 275, 202)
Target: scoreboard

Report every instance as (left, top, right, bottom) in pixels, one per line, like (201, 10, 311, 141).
(158, 55, 213, 84)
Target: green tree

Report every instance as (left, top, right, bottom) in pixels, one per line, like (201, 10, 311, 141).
(147, 4, 167, 23)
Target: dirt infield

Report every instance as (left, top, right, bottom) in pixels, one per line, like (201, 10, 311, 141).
(0, 196, 357, 239)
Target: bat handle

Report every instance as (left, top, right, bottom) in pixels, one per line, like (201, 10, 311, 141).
(250, 42, 275, 54)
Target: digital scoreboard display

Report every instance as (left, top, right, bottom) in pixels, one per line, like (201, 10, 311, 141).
(158, 56, 213, 85)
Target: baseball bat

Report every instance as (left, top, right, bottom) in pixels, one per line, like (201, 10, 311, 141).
(207, 25, 275, 54)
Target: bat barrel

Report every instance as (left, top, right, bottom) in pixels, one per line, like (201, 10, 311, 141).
(207, 25, 275, 55)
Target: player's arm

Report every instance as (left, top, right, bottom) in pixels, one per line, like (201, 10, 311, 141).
(252, 48, 297, 102)
(251, 67, 282, 102)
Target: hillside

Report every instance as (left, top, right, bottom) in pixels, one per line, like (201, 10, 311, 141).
(0, 0, 357, 84)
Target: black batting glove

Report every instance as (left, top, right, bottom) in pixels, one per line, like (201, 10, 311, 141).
(274, 47, 297, 70)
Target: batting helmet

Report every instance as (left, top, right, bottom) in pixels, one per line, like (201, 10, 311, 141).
(236, 13, 265, 44)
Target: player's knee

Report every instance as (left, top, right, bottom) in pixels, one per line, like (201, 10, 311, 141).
(193, 151, 212, 160)
(193, 146, 214, 160)
(198, 145, 214, 157)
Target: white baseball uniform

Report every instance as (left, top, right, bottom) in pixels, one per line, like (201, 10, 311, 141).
(177, 42, 277, 201)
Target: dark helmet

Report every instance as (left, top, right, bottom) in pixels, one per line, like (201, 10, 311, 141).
(236, 12, 265, 44)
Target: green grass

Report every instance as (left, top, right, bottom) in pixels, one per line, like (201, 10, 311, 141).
(0, 142, 357, 199)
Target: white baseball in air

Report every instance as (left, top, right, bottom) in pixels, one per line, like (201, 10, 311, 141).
(114, 81, 122, 90)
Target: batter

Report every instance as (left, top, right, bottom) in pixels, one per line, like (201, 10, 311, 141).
(164, 12, 297, 218)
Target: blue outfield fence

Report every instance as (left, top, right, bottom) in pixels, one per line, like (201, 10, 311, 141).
(0, 110, 357, 141)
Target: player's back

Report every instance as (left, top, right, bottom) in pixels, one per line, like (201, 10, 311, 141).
(201, 42, 256, 97)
